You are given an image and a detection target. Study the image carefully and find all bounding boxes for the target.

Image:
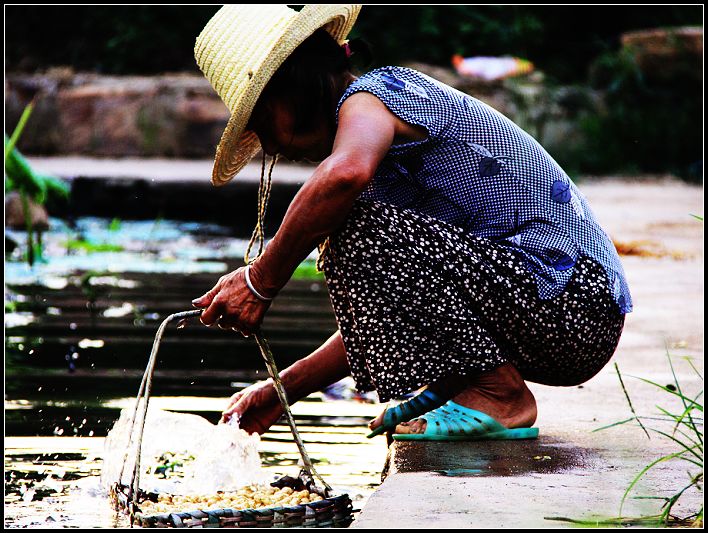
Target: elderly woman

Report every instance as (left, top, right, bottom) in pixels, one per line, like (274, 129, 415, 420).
(192, 5, 631, 441)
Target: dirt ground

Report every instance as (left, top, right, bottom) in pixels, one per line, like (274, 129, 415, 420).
(354, 176, 704, 528)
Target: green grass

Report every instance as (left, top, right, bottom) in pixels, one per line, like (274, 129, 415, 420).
(65, 239, 124, 253)
(593, 352, 703, 527)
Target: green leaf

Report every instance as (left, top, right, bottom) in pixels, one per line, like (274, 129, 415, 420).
(5, 139, 46, 199)
(108, 218, 122, 232)
(5, 102, 34, 160)
(40, 174, 70, 200)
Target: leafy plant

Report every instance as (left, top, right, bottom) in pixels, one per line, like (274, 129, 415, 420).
(5, 102, 70, 266)
(594, 354, 703, 527)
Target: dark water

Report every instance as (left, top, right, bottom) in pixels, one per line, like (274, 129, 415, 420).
(5, 218, 387, 528)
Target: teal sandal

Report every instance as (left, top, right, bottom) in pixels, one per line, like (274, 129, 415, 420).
(367, 389, 446, 438)
(392, 400, 539, 441)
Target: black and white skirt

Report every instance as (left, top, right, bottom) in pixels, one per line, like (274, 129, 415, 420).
(321, 200, 625, 403)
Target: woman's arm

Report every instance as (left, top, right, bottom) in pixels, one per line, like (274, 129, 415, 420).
(248, 92, 397, 297)
(196, 92, 416, 333)
(220, 330, 351, 432)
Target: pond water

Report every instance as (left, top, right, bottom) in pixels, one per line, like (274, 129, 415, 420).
(5, 218, 389, 528)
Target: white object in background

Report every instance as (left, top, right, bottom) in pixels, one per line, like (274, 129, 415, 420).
(452, 55, 534, 81)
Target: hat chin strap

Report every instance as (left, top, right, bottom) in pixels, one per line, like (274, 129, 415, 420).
(245, 152, 278, 265)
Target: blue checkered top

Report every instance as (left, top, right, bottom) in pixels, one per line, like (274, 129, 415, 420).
(336, 66, 632, 313)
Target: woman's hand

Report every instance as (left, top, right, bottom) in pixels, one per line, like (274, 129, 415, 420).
(192, 266, 271, 336)
(220, 380, 284, 434)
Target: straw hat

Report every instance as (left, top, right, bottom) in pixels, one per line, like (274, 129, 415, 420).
(195, 5, 362, 186)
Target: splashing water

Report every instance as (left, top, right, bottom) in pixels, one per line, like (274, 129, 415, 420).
(101, 407, 270, 495)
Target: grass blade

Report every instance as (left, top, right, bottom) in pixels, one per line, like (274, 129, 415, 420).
(628, 376, 703, 411)
(592, 416, 637, 432)
(665, 349, 703, 445)
(615, 362, 651, 439)
(648, 428, 703, 462)
(681, 356, 703, 380)
(620, 449, 694, 517)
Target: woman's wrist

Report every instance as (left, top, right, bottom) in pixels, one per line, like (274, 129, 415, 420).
(244, 265, 273, 302)
(247, 259, 280, 300)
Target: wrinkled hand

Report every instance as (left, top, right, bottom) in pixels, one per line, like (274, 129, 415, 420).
(220, 380, 284, 435)
(192, 267, 271, 336)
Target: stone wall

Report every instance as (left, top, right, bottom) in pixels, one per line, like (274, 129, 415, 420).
(5, 69, 230, 158)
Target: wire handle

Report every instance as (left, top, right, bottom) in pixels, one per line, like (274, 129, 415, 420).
(120, 310, 202, 520)
(119, 309, 332, 524)
(253, 332, 332, 496)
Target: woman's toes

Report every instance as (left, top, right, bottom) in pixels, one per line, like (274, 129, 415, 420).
(368, 410, 385, 429)
(395, 419, 426, 434)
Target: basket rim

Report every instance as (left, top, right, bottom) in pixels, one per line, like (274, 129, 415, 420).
(111, 482, 352, 522)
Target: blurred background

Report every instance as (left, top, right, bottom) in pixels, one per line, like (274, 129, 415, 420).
(5, 5, 703, 180)
(3, 6, 704, 528)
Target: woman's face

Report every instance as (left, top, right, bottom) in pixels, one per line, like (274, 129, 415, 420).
(247, 98, 333, 163)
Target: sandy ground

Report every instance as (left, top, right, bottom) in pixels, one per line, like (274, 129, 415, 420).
(354, 177, 704, 528)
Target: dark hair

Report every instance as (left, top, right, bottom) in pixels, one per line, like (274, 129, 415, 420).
(253, 28, 371, 135)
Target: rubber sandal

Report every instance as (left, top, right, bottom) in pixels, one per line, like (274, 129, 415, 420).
(366, 389, 446, 438)
(392, 400, 539, 441)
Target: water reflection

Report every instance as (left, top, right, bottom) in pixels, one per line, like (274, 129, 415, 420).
(5, 217, 385, 527)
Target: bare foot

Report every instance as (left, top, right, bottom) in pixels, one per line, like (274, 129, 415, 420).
(367, 381, 455, 433)
(395, 364, 537, 434)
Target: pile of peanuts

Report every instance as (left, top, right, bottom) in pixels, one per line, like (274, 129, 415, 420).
(139, 485, 324, 515)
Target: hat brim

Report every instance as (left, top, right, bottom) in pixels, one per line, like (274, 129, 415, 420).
(210, 5, 362, 186)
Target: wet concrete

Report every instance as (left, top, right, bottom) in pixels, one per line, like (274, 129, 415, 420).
(385, 437, 595, 479)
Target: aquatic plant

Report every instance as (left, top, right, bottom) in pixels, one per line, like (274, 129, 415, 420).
(595, 353, 703, 527)
(5, 102, 70, 266)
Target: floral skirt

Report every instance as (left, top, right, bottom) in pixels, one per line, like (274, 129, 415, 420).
(320, 200, 625, 403)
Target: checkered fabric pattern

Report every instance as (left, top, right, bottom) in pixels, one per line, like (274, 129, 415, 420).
(336, 66, 632, 313)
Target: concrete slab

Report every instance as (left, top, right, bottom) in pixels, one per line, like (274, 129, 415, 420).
(353, 177, 703, 528)
(26, 156, 315, 185)
(26, 156, 318, 231)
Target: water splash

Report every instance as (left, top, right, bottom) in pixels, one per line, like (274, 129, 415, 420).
(100, 407, 270, 495)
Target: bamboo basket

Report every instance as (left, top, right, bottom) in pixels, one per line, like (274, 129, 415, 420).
(114, 311, 354, 528)
(110, 477, 354, 528)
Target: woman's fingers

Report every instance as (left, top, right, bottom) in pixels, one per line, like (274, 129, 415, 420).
(199, 296, 224, 326)
(192, 278, 223, 308)
(220, 391, 244, 423)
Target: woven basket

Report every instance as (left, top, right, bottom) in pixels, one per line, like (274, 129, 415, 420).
(110, 479, 354, 528)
